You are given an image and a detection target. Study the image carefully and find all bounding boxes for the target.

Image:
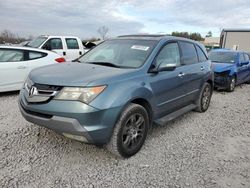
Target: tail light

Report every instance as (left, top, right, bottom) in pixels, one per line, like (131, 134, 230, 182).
(55, 57, 66, 63)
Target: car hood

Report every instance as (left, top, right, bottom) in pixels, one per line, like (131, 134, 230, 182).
(29, 62, 136, 86)
(212, 62, 234, 73)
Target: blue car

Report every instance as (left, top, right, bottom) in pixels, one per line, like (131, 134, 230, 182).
(209, 49, 250, 91)
(19, 35, 213, 157)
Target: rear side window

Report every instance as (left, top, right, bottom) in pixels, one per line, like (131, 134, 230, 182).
(244, 53, 250, 61)
(179, 42, 198, 65)
(28, 51, 47, 60)
(0, 49, 24, 62)
(155, 42, 181, 67)
(196, 46, 207, 62)
(66, 38, 79, 49)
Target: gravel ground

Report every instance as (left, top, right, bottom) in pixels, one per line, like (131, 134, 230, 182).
(0, 84, 250, 188)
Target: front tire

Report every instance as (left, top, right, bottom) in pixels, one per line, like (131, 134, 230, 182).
(195, 83, 212, 112)
(227, 76, 236, 92)
(106, 103, 149, 158)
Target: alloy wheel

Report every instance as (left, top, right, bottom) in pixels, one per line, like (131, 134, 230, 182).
(202, 85, 211, 110)
(122, 113, 145, 151)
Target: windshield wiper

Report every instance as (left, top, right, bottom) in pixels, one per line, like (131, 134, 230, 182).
(86, 62, 121, 68)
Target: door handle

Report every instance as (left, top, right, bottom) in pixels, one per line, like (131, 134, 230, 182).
(201, 66, 205, 71)
(63, 52, 66, 56)
(79, 51, 82, 55)
(17, 66, 27, 69)
(178, 72, 185, 77)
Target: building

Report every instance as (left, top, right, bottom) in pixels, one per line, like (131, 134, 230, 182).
(203, 37, 220, 51)
(220, 29, 250, 52)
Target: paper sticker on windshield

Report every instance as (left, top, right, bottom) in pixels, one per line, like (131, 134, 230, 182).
(131, 45, 150, 51)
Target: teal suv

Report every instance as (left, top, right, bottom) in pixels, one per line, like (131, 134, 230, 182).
(19, 35, 213, 157)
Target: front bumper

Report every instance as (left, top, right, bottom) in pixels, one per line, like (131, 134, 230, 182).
(214, 74, 230, 89)
(18, 88, 122, 145)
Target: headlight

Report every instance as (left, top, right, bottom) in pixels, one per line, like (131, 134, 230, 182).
(55, 86, 106, 104)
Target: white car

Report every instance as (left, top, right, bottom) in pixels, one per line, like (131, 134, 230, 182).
(0, 46, 65, 92)
(26, 35, 87, 61)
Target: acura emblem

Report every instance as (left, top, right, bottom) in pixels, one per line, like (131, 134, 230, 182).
(29, 86, 38, 97)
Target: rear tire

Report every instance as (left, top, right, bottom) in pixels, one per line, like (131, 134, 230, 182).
(195, 83, 212, 113)
(106, 103, 149, 158)
(227, 76, 236, 92)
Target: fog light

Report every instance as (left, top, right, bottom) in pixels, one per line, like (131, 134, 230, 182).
(62, 133, 88, 142)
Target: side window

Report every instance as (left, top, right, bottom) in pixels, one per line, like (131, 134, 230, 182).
(179, 42, 198, 65)
(240, 53, 245, 63)
(155, 42, 181, 67)
(28, 51, 47, 60)
(244, 53, 249, 61)
(66, 38, 79, 49)
(43, 38, 63, 50)
(0, 49, 24, 62)
(196, 45, 208, 62)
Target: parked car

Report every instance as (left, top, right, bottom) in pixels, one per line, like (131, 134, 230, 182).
(209, 49, 250, 91)
(0, 46, 65, 92)
(26, 35, 87, 61)
(19, 35, 213, 158)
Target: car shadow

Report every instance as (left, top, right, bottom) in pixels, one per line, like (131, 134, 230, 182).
(0, 90, 19, 97)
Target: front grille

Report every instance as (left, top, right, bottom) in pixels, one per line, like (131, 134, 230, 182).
(25, 78, 62, 103)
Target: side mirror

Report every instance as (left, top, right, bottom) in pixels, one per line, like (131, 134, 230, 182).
(158, 63, 177, 72)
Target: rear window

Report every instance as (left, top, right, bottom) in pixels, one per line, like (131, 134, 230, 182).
(208, 51, 237, 64)
(0, 49, 24, 62)
(66, 38, 79, 49)
(179, 42, 198, 65)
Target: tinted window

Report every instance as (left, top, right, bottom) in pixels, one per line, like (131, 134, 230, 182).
(66, 38, 79, 49)
(43, 38, 63, 50)
(0, 49, 24, 62)
(208, 51, 237, 64)
(155, 42, 180, 67)
(196, 45, 207, 62)
(28, 51, 47, 60)
(79, 39, 157, 68)
(179, 42, 198, 65)
(244, 53, 249, 61)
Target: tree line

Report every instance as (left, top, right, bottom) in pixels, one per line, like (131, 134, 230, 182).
(0, 28, 209, 45)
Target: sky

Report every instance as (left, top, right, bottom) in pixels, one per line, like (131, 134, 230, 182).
(0, 0, 250, 39)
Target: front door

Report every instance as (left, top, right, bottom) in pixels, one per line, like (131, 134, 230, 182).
(149, 42, 187, 118)
(42, 38, 65, 59)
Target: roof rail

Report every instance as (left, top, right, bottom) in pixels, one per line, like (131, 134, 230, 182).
(118, 34, 169, 38)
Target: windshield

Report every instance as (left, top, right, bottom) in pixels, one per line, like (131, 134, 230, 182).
(27, 37, 48, 48)
(208, 51, 237, 64)
(78, 39, 157, 68)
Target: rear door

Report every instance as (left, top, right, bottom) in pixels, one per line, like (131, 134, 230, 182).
(237, 53, 249, 83)
(26, 50, 50, 71)
(149, 42, 187, 117)
(178, 41, 206, 103)
(65, 37, 82, 61)
(0, 48, 28, 91)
